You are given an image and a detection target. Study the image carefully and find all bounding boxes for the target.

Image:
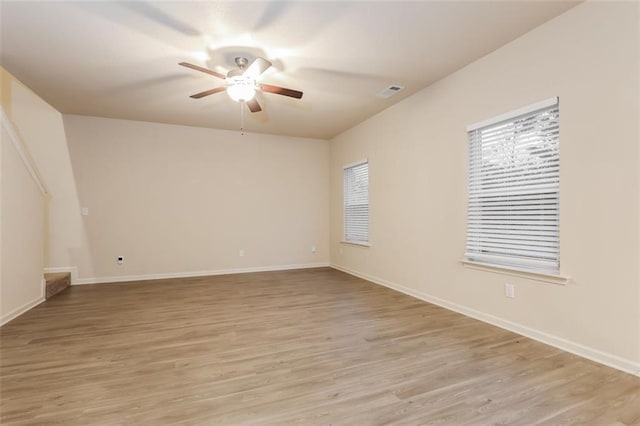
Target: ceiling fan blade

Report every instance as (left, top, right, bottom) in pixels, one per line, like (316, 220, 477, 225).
(190, 87, 226, 99)
(179, 62, 226, 80)
(246, 98, 262, 113)
(260, 84, 303, 99)
(243, 57, 272, 79)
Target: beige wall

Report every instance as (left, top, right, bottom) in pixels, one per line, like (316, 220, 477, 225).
(1, 116, 46, 323)
(0, 67, 82, 270)
(63, 115, 330, 281)
(1, 66, 329, 284)
(1, 67, 66, 323)
(330, 2, 640, 370)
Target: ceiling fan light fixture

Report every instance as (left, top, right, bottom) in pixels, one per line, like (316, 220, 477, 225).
(227, 76, 256, 102)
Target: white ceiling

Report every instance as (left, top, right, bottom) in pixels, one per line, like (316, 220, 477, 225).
(1, 1, 579, 140)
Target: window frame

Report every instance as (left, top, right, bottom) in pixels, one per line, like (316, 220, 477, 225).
(343, 159, 370, 246)
(464, 97, 560, 275)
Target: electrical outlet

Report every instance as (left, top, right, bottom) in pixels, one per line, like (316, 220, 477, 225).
(117, 256, 125, 265)
(81, 207, 89, 216)
(239, 249, 245, 257)
(505, 283, 515, 298)
(311, 245, 317, 253)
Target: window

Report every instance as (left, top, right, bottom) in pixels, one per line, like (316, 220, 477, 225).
(465, 98, 559, 273)
(344, 160, 369, 244)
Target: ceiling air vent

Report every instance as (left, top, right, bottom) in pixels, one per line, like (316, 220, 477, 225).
(376, 84, 404, 99)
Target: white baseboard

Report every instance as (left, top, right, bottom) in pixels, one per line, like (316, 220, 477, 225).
(0, 296, 45, 327)
(70, 262, 331, 285)
(331, 263, 640, 378)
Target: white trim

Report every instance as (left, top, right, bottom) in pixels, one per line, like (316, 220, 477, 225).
(0, 297, 45, 327)
(341, 240, 371, 247)
(459, 259, 569, 285)
(0, 107, 48, 195)
(466, 97, 559, 132)
(330, 263, 640, 377)
(343, 158, 368, 170)
(44, 266, 78, 285)
(70, 262, 330, 285)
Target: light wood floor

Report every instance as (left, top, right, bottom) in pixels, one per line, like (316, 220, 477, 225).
(1, 268, 638, 425)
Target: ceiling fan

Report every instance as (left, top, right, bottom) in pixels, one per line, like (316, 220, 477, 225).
(179, 57, 303, 113)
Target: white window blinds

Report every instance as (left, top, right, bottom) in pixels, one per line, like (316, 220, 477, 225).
(344, 160, 369, 244)
(466, 98, 559, 272)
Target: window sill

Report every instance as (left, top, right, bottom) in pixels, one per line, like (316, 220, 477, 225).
(459, 259, 570, 285)
(341, 240, 371, 248)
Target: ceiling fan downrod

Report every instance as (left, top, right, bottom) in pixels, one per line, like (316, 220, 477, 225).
(235, 57, 249, 69)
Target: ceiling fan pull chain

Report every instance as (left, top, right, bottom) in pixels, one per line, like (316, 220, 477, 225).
(240, 101, 245, 136)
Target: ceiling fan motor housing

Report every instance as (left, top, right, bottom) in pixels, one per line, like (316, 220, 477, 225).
(226, 68, 244, 78)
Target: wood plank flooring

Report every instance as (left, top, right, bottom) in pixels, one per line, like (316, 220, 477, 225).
(1, 267, 639, 425)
